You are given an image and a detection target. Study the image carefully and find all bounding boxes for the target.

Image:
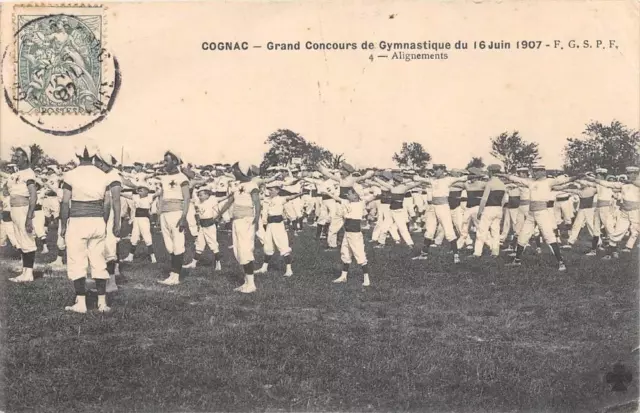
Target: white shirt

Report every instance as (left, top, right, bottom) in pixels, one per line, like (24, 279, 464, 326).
(233, 181, 259, 207)
(263, 196, 286, 217)
(342, 199, 365, 220)
(63, 165, 114, 202)
(7, 168, 36, 197)
(132, 194, 153, 209)
(431, 177, 460, 198)
(195, 197, 220, 220)
(159, 172, 189, 200)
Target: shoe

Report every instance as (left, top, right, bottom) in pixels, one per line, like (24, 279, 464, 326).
(622, 248, 631, 253)
(65, 303, 87, 313)
(158, 273, 180, 285)
(150, 255, 157, 263)
(254, 266, 268, 274)
(234, 284, 256, 293)
(602, 255, 612, 260)
(362, 275, 370, 287)
(214, 262, 222, 271)
(453, 254, 460, 264)
(560, 244, 572, 249)
(41, 245, 49, 254)
(585, 250, 597, 256)
(411, 254, 428, 261)
(284, 271, 293, 277)
(506, 259, 522, 266)
(97, 304, 111, 313)
(558, 262, 567, 271)
(182, 260, 197, 269)
(332, 276, 347, 283)
(123, 254, 134, 262)
(613, 251, 620, 259)
(536, 247, 542, 254)
(373, 244, 384, 249)
(65, 297, 87, 313)
(9, 272, 34, 283)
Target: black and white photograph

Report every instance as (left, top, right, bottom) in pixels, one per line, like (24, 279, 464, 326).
(0, 1, 638, 412)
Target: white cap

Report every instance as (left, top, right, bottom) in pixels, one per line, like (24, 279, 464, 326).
(17, 146, 32, 164)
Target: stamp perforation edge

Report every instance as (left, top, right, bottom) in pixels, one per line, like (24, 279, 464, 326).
(10, 2, 109, 117)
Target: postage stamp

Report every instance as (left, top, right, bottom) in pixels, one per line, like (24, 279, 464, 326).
(1, 4, 120, 135)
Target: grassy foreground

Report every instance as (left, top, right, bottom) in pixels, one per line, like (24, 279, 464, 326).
(0, 222, 638, 413)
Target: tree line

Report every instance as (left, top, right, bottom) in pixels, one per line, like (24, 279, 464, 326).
(258, 120, 639, 175)
(4, 120, 638, 175)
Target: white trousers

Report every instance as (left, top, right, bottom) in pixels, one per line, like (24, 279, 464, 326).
(1, 220, 17, 247)
(263, 222, 291, 256)
(474, 206, 502, 256)
(425, 205, 456, 241)
(131, 216, 153, 246)
(341, 231, 367, 265)
(518, 209, 557, 246)
(567, 208, 598, 244)
(195, 224, 219, 254)
(160, 211, 185, 255)
(65, 217, 109, 281)
(232, 217, 255, 265)
(11, 206, 36, 253)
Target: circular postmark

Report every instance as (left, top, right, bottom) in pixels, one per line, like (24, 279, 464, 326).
(1, 11, 120, 135)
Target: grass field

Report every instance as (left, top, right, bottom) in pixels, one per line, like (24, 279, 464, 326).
(0, 221, 638, 413)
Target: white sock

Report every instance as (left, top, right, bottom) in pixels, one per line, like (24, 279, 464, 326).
(75, 295, 87, 309)
(98, 295, 107, 307)
(285, 264, 292, 273)
(246, 274, 255, 287)
(260, 263, 268, 272)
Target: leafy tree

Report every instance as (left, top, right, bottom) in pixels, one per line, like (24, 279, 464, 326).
(260, 129, 332, 171)
(466, 157, 485, 170)
(563, 120, 640, 175)
(490, 131, 540, 172)
(392, 142, 431, 170)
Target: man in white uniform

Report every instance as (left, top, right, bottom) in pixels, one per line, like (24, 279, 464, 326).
(475, 164, 507, 257)
(228, 162, 261, 293)
(7, 146, 38, 283)
(157, 150, 191, 286)
(502, 164, 578, 271)
(413, 164, 468, 262)
(61, 145, 121, 313)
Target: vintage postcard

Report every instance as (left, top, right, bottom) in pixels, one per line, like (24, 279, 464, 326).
(0, 1, 638, 412)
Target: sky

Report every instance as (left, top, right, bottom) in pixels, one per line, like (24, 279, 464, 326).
(1, 1, 638, 169)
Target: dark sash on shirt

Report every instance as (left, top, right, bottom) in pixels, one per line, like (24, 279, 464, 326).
(344, 218, 361, 232)
(267, 215, 284, 224)
(486, 190, 505, 207)
(135, 208, 150, 218)
(70, 200, 104, 218)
